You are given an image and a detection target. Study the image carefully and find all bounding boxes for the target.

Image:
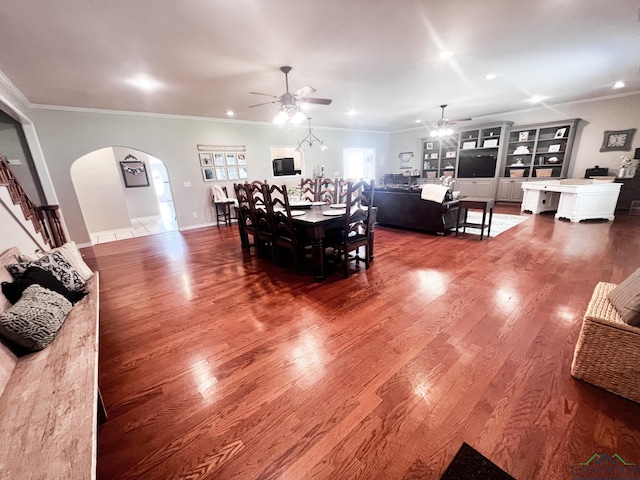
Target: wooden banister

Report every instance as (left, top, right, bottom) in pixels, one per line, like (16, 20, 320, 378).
(0, 154, 67, 247)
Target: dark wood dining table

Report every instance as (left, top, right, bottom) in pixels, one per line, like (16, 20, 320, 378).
(291, 204, 376, 281)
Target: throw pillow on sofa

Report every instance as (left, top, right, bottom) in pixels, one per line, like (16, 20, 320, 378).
(0, 284, 72, 351)
(6, 251, 86, 292)
(1, 266, 88, 305)
(608, 268, 640, 327)
(18, 241, 93, 282)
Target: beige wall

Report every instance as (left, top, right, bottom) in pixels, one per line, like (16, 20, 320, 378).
(70, 148, 131, 233)
(112, 147, 160, 218)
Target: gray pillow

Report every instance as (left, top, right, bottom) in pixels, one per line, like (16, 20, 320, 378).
(5, 251, 86, 292)
(608, 268, 640, 327)
(0, 284, 72, 351)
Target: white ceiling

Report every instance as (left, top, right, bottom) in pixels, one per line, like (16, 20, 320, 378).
(0, 0, 639, 132)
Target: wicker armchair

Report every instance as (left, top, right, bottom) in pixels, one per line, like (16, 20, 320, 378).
(571, 282, 640, 403)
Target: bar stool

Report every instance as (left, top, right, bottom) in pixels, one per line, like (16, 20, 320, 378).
(456, 197, 495, 240)
(211, 186, 236, 227)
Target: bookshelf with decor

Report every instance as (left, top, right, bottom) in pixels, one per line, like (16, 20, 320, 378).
(455, 122, 512, 198)
(497, 119, 581, 202)
(421, 136, 459, 180)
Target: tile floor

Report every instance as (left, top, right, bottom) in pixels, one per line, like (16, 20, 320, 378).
(90, 202, 178, 245)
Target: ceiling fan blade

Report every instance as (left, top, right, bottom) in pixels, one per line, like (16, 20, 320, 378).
(249, 91, 279, 98)
(449, 117, 473, 124)
(299, 97, 333, 105)
(248, 100, 278, 108)
(294, 86, 316, 97)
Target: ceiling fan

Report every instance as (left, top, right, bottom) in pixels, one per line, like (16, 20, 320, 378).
(429, 104, 471, 137)
(249, 66, 332, 123)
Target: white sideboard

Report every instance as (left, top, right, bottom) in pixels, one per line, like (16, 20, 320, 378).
(521, 180, 622, 222)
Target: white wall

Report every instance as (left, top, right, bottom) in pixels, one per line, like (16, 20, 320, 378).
(26, 108, 390, 243)
(70, 148, 131, 233)
(388, 93, 640, 179)
(112, 147, 160, 218)
(0, 186, 43, 254)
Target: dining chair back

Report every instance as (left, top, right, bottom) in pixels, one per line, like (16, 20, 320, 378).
(247, 182, 275, 260)
(318, 178, 338, 204)
(300, 178, 318, 202)
(233, 183, 255, 251)
(266, 184, 302, 271)
(329, 179, 375, 277)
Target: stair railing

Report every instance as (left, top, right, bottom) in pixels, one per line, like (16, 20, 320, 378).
(0, 154, 67, 248)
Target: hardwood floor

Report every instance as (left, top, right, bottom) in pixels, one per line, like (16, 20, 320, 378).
(86, 205, 640, 479)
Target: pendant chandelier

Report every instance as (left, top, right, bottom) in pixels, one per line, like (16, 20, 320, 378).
(295, 118, 328, 152)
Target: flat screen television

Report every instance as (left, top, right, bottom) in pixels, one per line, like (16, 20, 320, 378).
(457, 154, 497, 178)
(272, 157, 300, 176)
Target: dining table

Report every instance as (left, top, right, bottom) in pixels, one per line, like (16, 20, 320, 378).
(289, 203, 377, 281)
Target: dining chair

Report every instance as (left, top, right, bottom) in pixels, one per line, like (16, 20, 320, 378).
(247, 182, 276, 260)
(266, 184, 306, 272)
(233, 183, 256, 251)
(325, 180, 375, 277)
(300, 178, 318, 202)
(337, 178, 357, 204)
(318, 178, 338, 204)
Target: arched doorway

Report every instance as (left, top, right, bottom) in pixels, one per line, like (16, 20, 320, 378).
(70, 146, 177, 244)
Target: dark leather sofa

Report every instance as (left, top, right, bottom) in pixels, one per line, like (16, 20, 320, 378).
(372, 186, 459, 235)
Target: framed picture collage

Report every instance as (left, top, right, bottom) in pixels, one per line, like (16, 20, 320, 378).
(197, 144, 248, 182)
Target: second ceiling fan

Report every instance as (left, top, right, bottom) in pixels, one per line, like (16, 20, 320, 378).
(429, 104, 471, 137)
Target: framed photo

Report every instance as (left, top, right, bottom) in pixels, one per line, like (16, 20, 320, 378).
(227, 167, 239, 181)
(483, 139, 499, 148)
(226, 153, 237, 165)
(430, 153, 438, 159)
(426, 142, 434, 150)
(238, 166, 249, 179)
(518, 131, 529, 142)
(120, 160, 150, 188)
(462, 141, 476, 150)
(199, 152, 213, 166)
(445, 151, 456, 158)
(215, 167, 228, 181)
(548, 144, 561, 153)
(214, 153, 225, 166)
(554, 127, 567, 139)
(237, 153, 247, 165)
(600, 128, 637, 152)
(202, 167, 215, 182)
(424, 153, 429, 160)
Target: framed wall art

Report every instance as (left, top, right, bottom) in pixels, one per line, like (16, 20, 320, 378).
(202, 167, 215, 182)
(214, 153, 225, 166)
(600, 129, 636, 152)
(215, 167, 228, 181)
(199, 152, 213, 166)
(120, 155, 150, 188)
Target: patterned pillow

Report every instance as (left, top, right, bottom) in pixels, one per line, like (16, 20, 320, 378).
(5, 251, 86, 292)
(608, 268, 640, 327)
(0, 284, 72, 351)
(1, 266, 88, 305)
(18, 241, 93, 282)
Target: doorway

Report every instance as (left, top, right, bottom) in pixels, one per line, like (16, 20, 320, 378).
(343, 148, 375, 180)
(70, 147, 177, 244)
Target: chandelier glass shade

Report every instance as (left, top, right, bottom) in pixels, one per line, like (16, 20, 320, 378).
(273, 104, 306, 125)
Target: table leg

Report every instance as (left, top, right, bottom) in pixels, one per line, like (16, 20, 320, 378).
(308, 225, 325, 282)
(487, 206, 494, 238)
(480, 207, 487, 240)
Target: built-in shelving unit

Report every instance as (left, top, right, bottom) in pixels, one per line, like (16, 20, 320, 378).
(421, 136, 458, 179)
(497, 119, 581, 202)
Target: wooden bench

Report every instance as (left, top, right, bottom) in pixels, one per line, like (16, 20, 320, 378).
(0, 247, 101, 479)
(571, 281, 640, 403)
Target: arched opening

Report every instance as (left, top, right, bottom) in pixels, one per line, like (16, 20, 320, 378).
(70, 146, 177, 244)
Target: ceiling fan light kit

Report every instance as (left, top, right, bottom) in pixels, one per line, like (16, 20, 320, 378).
(429, 104, 471, 138)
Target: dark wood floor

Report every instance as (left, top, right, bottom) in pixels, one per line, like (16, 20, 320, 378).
(86, 204, 640, 479)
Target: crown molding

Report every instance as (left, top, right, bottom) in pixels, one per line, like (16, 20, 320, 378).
(0, 70, 30, 107)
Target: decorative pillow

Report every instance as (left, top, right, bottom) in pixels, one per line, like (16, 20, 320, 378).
(608, 268, 640, 327)
(1, 267, 88, 305)
(18, 241, 93, 282)
(0, 284, 72, 351)
(5, 251, 86, 292)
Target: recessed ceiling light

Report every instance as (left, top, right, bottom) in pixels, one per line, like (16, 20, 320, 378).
(613, 81, 625, 89)
(484, 73, 497, 80)
(530, 95, 545, 104)
(415, 119, 422, 124)
(347, 109, 357, 115)
(439, 50, 454, 59)
(134, 79, 155, 90)
(226, 110, 234, 117)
